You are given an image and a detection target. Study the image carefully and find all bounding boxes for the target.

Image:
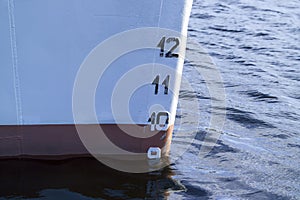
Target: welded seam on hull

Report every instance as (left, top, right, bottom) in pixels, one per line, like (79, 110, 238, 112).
(8, 0, 23, 125)
(148, 0, 165, 127)
(157, 0, 164, 28)
(150, 0, 165, 95)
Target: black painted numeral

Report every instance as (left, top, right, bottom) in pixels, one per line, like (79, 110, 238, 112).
(152, 75, 159, 95)
(157, 37, 180, 58)
(148, 112, 156, 125)
(162, 75, 170, 94)
(148, 111, 170, 131)
(151, 75, 170, 95)
(157, 37, 166, 57)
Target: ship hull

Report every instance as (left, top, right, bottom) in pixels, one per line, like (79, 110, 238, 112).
(0, 0, 193, 159)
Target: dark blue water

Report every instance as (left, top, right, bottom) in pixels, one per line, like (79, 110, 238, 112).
(170, 0, 300, 199)
(1, 0, 299, 199)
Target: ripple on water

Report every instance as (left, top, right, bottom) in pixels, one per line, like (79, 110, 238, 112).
(226, 107, 276, 129)
(239, 90, 279, 103)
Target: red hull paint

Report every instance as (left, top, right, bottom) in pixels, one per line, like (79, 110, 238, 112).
(0, 124, 173, 159)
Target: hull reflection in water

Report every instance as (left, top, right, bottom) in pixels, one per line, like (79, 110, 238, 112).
(0, 158, 185, 199)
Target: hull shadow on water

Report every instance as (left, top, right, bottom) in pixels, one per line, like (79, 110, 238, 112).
(0, 158, 186, 200)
